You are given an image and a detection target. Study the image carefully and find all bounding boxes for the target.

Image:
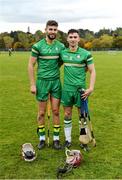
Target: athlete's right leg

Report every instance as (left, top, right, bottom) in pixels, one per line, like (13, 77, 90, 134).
(37, 101, 47, 149)
(61, 90, 73, 147)
(64, 106, 72, 147)
(36, 79, 49, 149)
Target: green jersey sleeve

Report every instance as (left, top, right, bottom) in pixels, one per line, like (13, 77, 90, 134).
(31, 44, 40, 57)
(58, 45, 65, 67)
(85, 52, 93, 65)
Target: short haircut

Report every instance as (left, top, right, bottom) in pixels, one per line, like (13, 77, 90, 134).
(46, 20, 58, 27)
(68, 29, 79, 35)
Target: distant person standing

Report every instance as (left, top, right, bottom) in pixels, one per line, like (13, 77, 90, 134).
(8, 48, 12, 56)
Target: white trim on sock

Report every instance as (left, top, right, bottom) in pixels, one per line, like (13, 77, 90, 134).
(53, 136, 59, 141)
(39, 135, 45, 141)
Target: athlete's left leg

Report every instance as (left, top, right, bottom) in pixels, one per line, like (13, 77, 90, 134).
(51, 96, 61, 149)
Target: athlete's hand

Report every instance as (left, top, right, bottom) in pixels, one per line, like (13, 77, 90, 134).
(81, 88, 93, 100)
(30, 85, 36, 94)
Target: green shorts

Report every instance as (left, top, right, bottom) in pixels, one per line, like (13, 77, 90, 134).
(36, 78, 61, 101)
(61, 89, 81, 107)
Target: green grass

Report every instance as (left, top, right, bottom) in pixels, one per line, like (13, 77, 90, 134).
(0, 51, 122, 179)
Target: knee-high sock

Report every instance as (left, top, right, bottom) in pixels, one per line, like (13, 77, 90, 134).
(37, 125, 45, 141)
(64, 117, 72, 142)
(53, 125, 60, 141)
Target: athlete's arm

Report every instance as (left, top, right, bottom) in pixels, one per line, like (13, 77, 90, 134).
(58, 58, 63, 67)
(82, 63, 96, 99)
(28, 56, 37, 94)
(58, 49, 64, 67)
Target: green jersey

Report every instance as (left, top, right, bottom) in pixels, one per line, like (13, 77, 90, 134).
(31, 38, 64, 80)
(60, 47, 93, 90)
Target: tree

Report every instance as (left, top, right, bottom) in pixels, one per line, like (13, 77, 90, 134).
(113, 36, 122, 48)
(85, 32, 94, 41)
(115, 28, 122, 36)
(84, 42, 93, 50)
(92, 38, 101, 50)
(95, 28, 112, 38)
(57, 30, 67, 46)
(99, 34, 113, 49)
(28, 33, 35, 44)
(18, 32, 30, 50)
(78, 29, 94, 39)
(79, 38, 85, 48)
(10, 31, 19, 42)
(13, 42, 23, 50)
(35, 30, 44, 42)
(3, 36, 14, 49)
(0, 36, 5, 48)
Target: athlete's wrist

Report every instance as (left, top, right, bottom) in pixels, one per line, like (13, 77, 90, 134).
(31, 84, 35, 86)
(89, 87, 94, 92)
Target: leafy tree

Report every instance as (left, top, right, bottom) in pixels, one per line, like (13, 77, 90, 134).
(10, 31, 19, 42)
(79, 38, 85, 48)
(13, 42, 23, 50)
(78, 29, 94, 39)
(95, 28, 112, 38)
(115, 27, 122, 36)
(85, 32, 94, 41)
(0, 36, 5, 48)
(99, 34, 113, 48)
(84, 42, 93, 50)
(28, 33, 35, 44)
(3, 36, 14, 49)
(92, 38, 102, 50)
(57, 30, 67, 46)
(78, 29, 86, 38)
(35, 30, 44, 42)
(113, 36, 122, 48)
(18, 32, 30, 49)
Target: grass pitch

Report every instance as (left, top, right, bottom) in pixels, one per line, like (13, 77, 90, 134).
(0, 51, 122, 179)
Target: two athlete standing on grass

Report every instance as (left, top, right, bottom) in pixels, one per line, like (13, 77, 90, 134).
(28, 20, 96, 150)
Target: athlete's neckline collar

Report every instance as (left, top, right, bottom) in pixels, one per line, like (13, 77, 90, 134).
(45, 38, 56, 45)
(68, 46, 79, 53)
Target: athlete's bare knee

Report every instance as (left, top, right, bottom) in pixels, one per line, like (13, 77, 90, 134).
(52, 109, 59, 116)
(37, 111, 45, 121)
(64, 111, 71, 118)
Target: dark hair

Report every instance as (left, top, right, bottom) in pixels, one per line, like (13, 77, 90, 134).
(46, 20, 58, 27)
(68, 29, 79, 35)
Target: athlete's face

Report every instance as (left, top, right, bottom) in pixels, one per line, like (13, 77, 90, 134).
(67, 33, 80, 48)
(45, 25, 58, 40)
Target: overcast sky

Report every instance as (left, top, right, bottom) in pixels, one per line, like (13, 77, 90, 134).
(0, 0, 122, 33)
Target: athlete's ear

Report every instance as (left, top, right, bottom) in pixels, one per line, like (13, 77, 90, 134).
(77, 35, 80, 42)
(78, 36, 80, 42)
(67, 35, 69, 41)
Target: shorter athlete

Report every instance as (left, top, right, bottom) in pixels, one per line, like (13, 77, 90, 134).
(60, 29, 96, 147)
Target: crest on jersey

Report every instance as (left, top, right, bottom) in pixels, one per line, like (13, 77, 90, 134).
(77, 55, 80, 59)
(55, 47, 59, 51)
(69, 56, 73, 60)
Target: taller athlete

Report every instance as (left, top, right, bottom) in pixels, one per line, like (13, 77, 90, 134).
(60, 29, 96, 148)
(28, 20, 65, 150)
